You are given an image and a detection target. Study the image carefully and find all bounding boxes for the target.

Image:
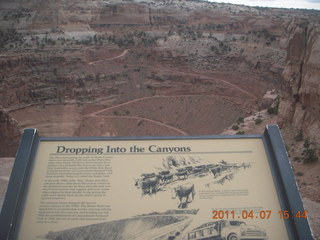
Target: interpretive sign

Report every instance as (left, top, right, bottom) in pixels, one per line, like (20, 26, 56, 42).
(0, 126, 313, 240)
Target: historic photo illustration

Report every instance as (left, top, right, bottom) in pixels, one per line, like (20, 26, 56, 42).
(14, 138, 288, 240)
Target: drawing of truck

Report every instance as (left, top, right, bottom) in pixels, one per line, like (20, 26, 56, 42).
(187, 220, 268, 240)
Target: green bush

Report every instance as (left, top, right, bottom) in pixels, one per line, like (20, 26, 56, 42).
(237, 117, 244, 124)
(236, 131, 245, 135)
(232, 125, 239, 130)
(294, 130, 303, 142)
(301, 139, 318, 164)
(267, 107, 275, 114)
(0, 29, 24, 49)
(268, 98, 280, 115)
(302, 148, 318, 164)
(255, 118, 263, 125)
(274, 99, 280, 114)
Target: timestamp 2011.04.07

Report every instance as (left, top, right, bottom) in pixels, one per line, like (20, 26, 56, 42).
(212, 210, 308, 220)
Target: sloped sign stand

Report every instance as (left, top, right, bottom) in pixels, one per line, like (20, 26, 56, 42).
(0, 125, 313, 240)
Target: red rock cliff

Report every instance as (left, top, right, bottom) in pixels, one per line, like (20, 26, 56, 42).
(279, 19, 320, 145)
(0, 107, 21, 157)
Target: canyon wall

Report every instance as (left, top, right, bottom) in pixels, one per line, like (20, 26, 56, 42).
(0, 0, 319, 152)
(0, 107, 21, 157)
(279, 19, 320, 146)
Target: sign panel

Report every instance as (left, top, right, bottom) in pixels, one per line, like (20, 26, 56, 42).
(0, 126, 313, 240)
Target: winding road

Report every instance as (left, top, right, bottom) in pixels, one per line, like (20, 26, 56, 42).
(84, 47, 257, 135)
(145, 65, 257, 100)
(86, 114, 188, 135)
(88, 49, 129, 65)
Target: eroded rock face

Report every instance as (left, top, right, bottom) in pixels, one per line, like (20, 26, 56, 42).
(0, 107, 21, 157)
(279, 20, 320, 145)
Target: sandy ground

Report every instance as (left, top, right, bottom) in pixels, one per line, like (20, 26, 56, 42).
(9, 104, 83, 137)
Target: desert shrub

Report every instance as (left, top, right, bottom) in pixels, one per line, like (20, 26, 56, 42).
(285, 144, 290, 152)
(211, 45, 217, 51)
(255, 118, 263, 125)
(268, 98, 280, 115)
(302, 148, 318, 164)
(296, 172, 304, 176)
(237, 117, 244, 124)
(267, 107, 275, 114)
(301, 139, 318, 164)
(219, 41, 231, 53)
(0, 29, 24, 49)
(236, 131, 245, 135)
(211, 41, 230, 54)
(294, 130, 303, 142)
(232, 125, 239, 130)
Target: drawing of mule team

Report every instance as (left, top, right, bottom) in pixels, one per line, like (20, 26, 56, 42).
(134, 156, 251, 208)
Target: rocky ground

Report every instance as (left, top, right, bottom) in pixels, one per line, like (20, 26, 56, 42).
(0, 158, 13, 210)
